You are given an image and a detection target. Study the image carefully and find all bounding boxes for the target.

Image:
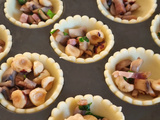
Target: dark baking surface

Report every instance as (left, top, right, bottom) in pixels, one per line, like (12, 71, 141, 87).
(0, 0, 160, 120)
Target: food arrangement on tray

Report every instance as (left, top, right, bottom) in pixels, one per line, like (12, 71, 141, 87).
(0, 0, 160, 120)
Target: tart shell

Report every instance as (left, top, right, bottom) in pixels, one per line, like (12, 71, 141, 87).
(48, 94, 124, 120)
(104, 47, 160, 106)
(0, 52, 64, 113)
(50, 15, 114, 64)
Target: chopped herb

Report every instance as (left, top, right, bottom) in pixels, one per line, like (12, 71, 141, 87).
(127, 78, 135, 84)
(18, 0, 27, 5)
(157, 31, 160, 38)
(79, 36, 89, 42)
(79, 103, 92, 111)
(50, 29, 57, 34)
(63, 32, 68, 36)
(123, 76, 127, 81)
(47, 9, 55, 19)
(128, 70, 133, 72)
(85, 112, 104, 119)
(24, 75, 26, 79)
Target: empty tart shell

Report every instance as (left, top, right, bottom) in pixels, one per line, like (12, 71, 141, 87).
(150, 14, 160, 46)
(0, 52, 64, 113)
(50, 15, 114, 63)
(48, 94, 124, 120)
(97, 0, 157, 24)
(0, 24, 12, 60)
(104, 47, 160, 106)
(4, 0, 63, 28)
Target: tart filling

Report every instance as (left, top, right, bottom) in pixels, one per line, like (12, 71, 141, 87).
(97, 0, 157, 24)
(0, 25, 12, 60)
(0, 52, 64, 113)
(104, 47, 160, 105)
(50, 15, 114, 63)
(4, 0, 63, 28)
(48, 94, 124, 120)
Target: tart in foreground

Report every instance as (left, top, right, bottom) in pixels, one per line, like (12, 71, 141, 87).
(50, 15, 114, 63)
(97, 0, 157, 24)
(104, 47, 160, 106)
(0, 52, 64, 113)
(0, 24, 12, 60)
(48, 94, 124, 120)
(4, 0, 63, 28)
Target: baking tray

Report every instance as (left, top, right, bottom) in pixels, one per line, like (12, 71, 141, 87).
(0, 0, 160, 120)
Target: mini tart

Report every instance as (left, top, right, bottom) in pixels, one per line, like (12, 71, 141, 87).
(48, 94, 124, 120)
(4, 0, 63, 28)
(150, 14, 160, 46)
(50, 15, 114, 63)
(0, 24, 12, 60)
(0, 52, 64, 113)
(104, 47, 160, 106)
(97, 0, 157, 24)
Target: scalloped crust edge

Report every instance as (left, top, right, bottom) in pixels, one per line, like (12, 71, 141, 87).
(48, 94, 125, 120)
(150, 14, 160, 47)
(97, 0, 157, 24)
(50, 15, 114, 64)
(104, 47, 160, 106)
(4, 0, 63, 29)
(0, 24, 12, 61)
(0, 52, 64, 113)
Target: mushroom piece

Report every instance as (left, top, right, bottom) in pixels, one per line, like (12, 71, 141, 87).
(39, 0, 52, 7)
(130, 3, 140, 11)
(86, 30, 104, 45)
(2, 67, 17, 86)
(115, 59, 132, 71)
(11, 55, 32, 73)
(113, 0, 126, 15)
(130, 58, 143, 72)
(1, 86, 11, 100)
(131, 89, 139, 97)
(79, 40, 90, 51)
(11, 90, 27, 109)
(83, 115, 97, 120)
(20, 4, 31, 13)
(67, 38, 77, 46)
(33, 60, 44, 76)
(15, 73, 25, 86)
(110, 3, 116, 16)
(33, 69, 50, 84)
(151, 79, 160, 91)
(17, 78, 37, 89)
(68, 27, 87, 38)
(0, 81, 12, 87)
(84, 50, 93, 57)
(94, 41, 106, 54)
(52, 29, 70, 46)
(114, 76, 134, 92)
(22, 89, 31, 95)
(65, 44, 81, 58)
(41, 76, 54, 91)
(29, 88, 47, 106)
(41, 6, 53, 14)
(25, 1, 41, 11)
(38, 9, 49, 21)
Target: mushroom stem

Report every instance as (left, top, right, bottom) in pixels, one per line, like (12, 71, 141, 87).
(0, 81, 12, 87)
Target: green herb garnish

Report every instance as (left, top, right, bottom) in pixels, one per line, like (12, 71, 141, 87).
(50, 29, 57, 34)
(79, 102, 92, 111)
(127, 78, 135, 84)
(79, 36, 89, 42)
(157, 31, 160, 38)
(63, 32, 68, 36)
(18, 0, 27, 5)
(128, 70, 133, 72)
(24, 74, 26, 79)
(47, 9, 55, 19)
(85, 112, 104, 119)
(123, 76, 127, 81)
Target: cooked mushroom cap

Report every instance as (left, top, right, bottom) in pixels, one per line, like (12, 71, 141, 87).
(33, 60, 44, 76)
(41, 76, 54, 91)
(11, 55, 32, 73)
(116, 59, 132, 71)
(65, 44, 81, 58)
(86, 30, 104, 45)
(29, 88, 47, 106)
(79, 40, 90, 51)
(11, 90, 27, 109)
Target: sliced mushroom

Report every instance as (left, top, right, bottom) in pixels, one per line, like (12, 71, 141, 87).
(1, 86, 11, 100)
(110, 3, 116, 16)
(33, 69, 50, 84)
(125, 3, 131, 11)
(115, 76, 134, 92)
(116, 59, 132, 71)
(29, 88, 47, 106)
(33, 61, 44, 76)
(11, 55, 32, 73)
(83, 115, 97, 120)
(15, 73, 25, 85)
(130, 58, 143, 72)
(39, 0, 52, 7)
(68, 27, 87, 38)
(86, 30, 104, 45)
(0, 81, 12, 87)
(38, 9, 49, 21)
(130, 3, 140, 11)
(41, 6, 53, 13)
(84, 49, 93, 57)
(26, 1, 41, 11)
(11, 90, 27, 109)
(22, 89, 31, 95)
(131, 89, 139, 97)
(17, 78, 37, 89)
(79, 40, 90, 51)
(94, 41, 106, 54)
(20, 4, 31, 13)
(65, 44, 81, 58)
(52, 29, 70, 46)
(113, 0, 126, 15)
(41, 76, 54, 91)
(151, 79, 160, 91)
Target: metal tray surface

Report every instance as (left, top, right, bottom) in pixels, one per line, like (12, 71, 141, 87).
(0, 0, 160, 120)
